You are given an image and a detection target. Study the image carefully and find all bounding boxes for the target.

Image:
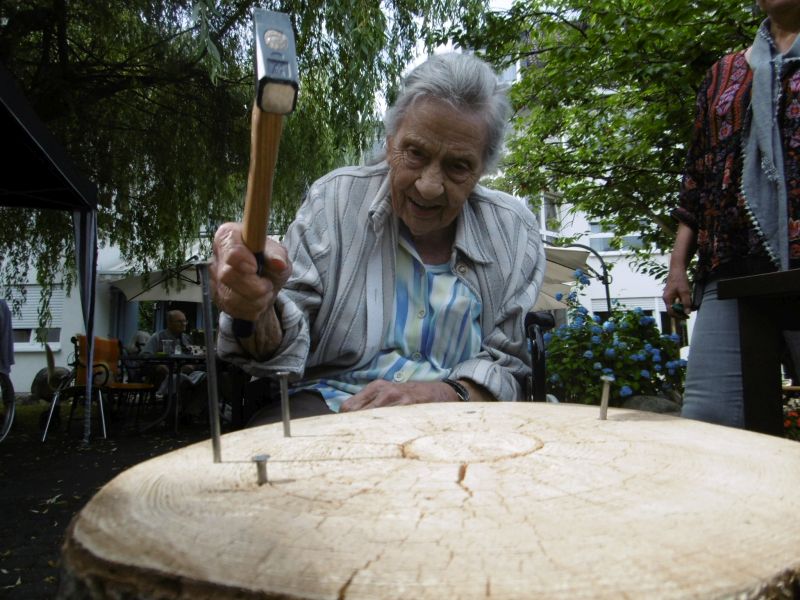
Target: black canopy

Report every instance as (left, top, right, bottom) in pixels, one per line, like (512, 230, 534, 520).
(0, 63, 98, 441)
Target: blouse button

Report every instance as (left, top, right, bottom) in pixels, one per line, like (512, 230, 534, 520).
(456, 263, 468, 275)
(411, 352, 422, 361)
(393, 372, 406, 382)
(417, 309, 426, 319)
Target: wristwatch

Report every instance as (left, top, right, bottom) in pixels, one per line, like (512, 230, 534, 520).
(443, 378, 470, 402)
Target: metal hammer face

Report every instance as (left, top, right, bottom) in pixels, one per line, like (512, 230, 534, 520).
(254, 10, 298, 115)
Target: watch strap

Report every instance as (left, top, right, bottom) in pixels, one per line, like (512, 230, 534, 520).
(443, 378, 470, 402)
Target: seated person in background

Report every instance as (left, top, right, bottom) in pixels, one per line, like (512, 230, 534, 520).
(143, 310, 206, 420)
(211, 52, 546, 426)
(144, 311, 192, 357)
(123, 330, 151, 382)
(127, 330, 152, 356)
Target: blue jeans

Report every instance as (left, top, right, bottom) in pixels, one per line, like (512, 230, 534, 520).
(681, 280, 745, 427)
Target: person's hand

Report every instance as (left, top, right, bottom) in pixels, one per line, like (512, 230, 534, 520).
(210, 222, 292, 323)
(340, 380, 457, 412)
(663, 268, 692, 319)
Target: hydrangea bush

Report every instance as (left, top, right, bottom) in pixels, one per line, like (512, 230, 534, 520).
(784, 396, 800, 442)
(544, 270, 687, 405)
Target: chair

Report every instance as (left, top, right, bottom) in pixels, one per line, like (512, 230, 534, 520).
(40, 340, 100, 441)
(525, 311, 556, 402)
(41, 336, 154, 440)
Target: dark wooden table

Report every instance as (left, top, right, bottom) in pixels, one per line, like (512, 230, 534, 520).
(717, 269, 800, 435)
(126, 354, 206, 433)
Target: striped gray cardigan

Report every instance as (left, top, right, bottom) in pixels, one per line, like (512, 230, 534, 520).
(218, 161, 546, 401)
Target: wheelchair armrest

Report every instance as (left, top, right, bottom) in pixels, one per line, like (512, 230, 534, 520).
(525, 311, 555, 338)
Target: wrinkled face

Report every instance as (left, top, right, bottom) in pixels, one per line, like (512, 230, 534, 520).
(167, 312, 187, 335)
(386, 98, 487, 243)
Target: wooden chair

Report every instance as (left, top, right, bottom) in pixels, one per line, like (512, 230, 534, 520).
(41, 336, 154, 440)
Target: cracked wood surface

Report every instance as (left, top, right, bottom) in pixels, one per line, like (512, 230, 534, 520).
(60, 403, 800, 599)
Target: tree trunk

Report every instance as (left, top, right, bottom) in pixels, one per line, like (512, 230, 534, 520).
(60, 402, 800, 599)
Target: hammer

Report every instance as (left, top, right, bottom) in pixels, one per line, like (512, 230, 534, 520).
(233, 9, 299, 338)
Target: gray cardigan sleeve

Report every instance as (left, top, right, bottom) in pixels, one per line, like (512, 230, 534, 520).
(448, 192, 547, 401)
(216, 189, 328, 380)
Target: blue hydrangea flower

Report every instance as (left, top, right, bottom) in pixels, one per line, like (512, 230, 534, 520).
(550, 373, 560, 382)
(634, 307, 643, 314)
(677, 359, 688, 367)
(593, 315, 602, 323)
(583, 350, 594, 359)
(604, 348, 616, 358)
(644, 343, 652, 351)
(591, 325, 602, 334)
(669, 333, 681, 342)
(579, 275, 590, 285)
(593, 362, 602, 370)
(574, 268, 584, 278)
(555, 292, 563, 301)
(591, 335, 601, 344)
(602, 321, 615, 332)
(543, 332, 553, 344)
(654, 364, 662, 372)
(620, 385, 633, 397)
(602, 367, 614, 375)
(640, 369, 650, 378)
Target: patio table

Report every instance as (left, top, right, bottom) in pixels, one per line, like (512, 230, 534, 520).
(126, 353, 206, 434)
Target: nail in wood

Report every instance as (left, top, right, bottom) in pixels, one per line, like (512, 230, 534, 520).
(599, 376, 613, 420)
(253, 454, 269, 485)
(277, 371, 291, 437)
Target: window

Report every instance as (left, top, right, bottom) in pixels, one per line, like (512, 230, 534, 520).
(588, 222, 643, 253)
(540, 192, 562, 242)
(7, 285, 65, 349)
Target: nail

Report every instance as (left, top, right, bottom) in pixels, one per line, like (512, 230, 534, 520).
(253, 454, 269, 485)
(277, 371, 291, 438)
(599, 375, 614, 420)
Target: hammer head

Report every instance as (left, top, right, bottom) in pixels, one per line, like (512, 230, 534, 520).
(254, 9, 299, 115)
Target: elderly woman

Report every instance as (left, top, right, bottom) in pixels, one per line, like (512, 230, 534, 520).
(212, 52, 546, 423)
(664, 0, 800, 427)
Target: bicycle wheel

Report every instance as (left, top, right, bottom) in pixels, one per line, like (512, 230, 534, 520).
(0, 373, 15, 442)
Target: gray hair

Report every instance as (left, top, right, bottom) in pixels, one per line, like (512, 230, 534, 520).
(383, 52, 511, 172)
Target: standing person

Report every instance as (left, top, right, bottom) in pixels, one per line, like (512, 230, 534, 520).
(664, 0, 800, 427)
(211, 52, 546, 425)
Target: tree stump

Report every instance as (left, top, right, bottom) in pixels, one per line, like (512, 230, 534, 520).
(60, 403, 800, 599)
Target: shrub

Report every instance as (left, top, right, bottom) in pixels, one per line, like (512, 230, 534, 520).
(784, 396, 800, 442)
(544, 271, 686, 405)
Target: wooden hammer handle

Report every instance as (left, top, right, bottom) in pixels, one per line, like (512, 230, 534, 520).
(242, 104, 284, 254)
(234, 104, 284, 338)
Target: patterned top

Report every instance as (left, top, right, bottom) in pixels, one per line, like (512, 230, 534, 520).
(302, 231, 483, 412)
(672, 50, 800, 280)
(218, 162, 546, 402)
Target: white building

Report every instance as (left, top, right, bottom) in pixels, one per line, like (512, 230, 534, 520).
(535, 195, 695, 349)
